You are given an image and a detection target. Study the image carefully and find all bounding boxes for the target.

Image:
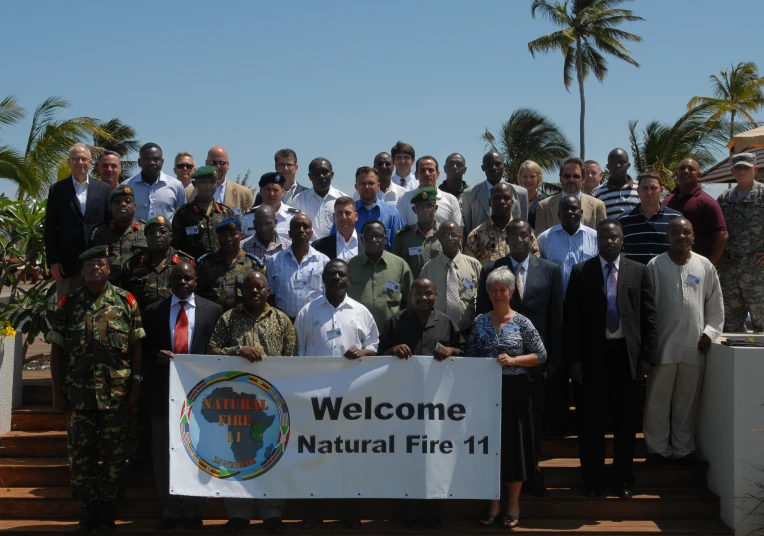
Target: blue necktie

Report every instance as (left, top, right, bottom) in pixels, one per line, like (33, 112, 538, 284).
(606, 262, 620, 333)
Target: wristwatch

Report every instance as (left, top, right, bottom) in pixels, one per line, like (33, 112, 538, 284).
(235, 345, 243, 356)
(132, 374, 144, 383)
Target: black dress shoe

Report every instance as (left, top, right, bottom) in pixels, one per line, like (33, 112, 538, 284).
(226, 517, 250, 533)
(184, 516, 203, 530)
(619, 487, 634, 499)
(156, 516, 179, 531)
(264, 517, 286, 533)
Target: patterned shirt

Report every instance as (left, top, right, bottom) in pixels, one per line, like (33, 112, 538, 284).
(536, 224, 599, 291)
(121, 248, 195, 313)
(466, 313, 547, 375)
(195, 249, 266, 311)
(47, 283, 145, 410)
(88, 219, 147, 284)
(717, 182, 764, 263)
(241, 233, 288, 260)
(208, 304, 296, 357)
(171, 200, 235, 260)
(266, 246, 329, 318)
(464, 217, 540, 265)
(592, 177, 640, 219)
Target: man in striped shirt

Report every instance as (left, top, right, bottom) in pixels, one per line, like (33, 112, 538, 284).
(620, 173, 682, 264)
(592, 148, 640, 218)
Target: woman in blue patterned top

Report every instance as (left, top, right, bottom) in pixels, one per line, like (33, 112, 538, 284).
(468, 266, 547, 529)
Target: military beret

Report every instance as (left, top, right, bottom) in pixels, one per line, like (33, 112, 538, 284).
(79, 245, 110, 261)
(259, 172, 285, 188)
(216, 216, 242, 232)
(192, 166, 218, 180)
(410, 187, 439, 204)
(731, 152, 756, 168)
(145, 215, 171, 230)
(109, 184, 134, 201)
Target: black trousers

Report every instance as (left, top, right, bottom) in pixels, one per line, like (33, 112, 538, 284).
(526, 378, 546, 491)
(544, 364, 570, 433)
(580, 339, 638, 490)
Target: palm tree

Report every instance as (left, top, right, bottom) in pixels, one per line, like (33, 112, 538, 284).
(687, 61, 764, 142)
(482, 107, 573, 184)
(92, 118, 140, 181)
(0, 96, 35, 195)
(527, 0, 644, 159)
(628, 105, 735, 191)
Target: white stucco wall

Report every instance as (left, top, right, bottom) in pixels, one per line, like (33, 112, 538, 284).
(0, 332, 23, 435)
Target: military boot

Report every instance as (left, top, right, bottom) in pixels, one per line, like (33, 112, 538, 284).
(75, 501, 98, 533)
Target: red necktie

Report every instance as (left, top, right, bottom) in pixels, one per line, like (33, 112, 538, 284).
(174, 300, 189, 354)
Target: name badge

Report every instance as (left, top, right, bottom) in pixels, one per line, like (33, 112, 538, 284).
(462, 277, 475, 290)
(233, 207, 242, 215)
(186, 226, 199, 235)
(408, 246, 424, 256)
(502, 324, 520, 335)
(385, 280, 401, 292)
(294, 279, 307, 290)
(327, 328, 342, 340)
(242, 214, 255, 230)
(686, 274, 701, 285)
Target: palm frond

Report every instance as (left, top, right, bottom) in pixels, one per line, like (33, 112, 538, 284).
(0, 95, 25, 129)
(25, 96, 69, 157)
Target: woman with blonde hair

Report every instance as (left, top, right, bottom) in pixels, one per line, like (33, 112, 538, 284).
(518, 160, 545, 229)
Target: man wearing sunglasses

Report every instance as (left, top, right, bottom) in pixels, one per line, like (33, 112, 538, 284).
(173, 152, 196, 188)
(534, 156, 607, 235)
(186, 146, 254, 217)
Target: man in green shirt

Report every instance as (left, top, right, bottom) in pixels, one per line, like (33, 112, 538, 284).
(392, 187, 442, 277)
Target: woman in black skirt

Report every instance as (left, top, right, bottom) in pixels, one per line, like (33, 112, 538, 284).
(467, 266, 547, 529)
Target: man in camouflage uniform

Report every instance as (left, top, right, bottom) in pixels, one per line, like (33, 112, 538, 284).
(717, 152, 764, 332)
(392, 187, 442, 277)
(171, 166, 234, 260)
(122, 216, 195, 313)
(48, 245, 145, 533)
(88, 184, 147, 283)
(464, 182, 540, 264)
(208, 270, 294, 534)
(196, 217, 265, 311)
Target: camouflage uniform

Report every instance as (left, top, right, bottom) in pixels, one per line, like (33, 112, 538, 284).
(196, 249, 266, 311)
(47, 283, 145, 503)
(717, 182, 764, 331)
(88, 220, 147, 283)
(464, 217, 540, 265)
(209, 304, 296, 356)
(121, 248, 195, 313)
(171, 200, 235, 260)
(391, 223, 443, 278)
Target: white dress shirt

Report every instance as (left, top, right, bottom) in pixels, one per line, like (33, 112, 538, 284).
(294, 294, 379, 357)
(72, 176, 89, 215)
(392, 172, 419, 191)
(169, 294, 197, 352)
(396, 189, 464, 226)
(214, 180, 227, 205)
(336, 230, 359, 261)
(266, 246, 329, 318)
(600, 255, 624, 339)
(291, 186, 349, 241)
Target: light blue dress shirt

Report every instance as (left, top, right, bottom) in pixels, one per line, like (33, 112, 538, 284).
(125, 171, 187, 222)
(536, 224, 598, 291)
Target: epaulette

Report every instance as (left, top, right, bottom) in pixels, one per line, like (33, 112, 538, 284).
(58, 295, 68, 308)
(109, 223, 117, 232)
(396, 225, 413, 235)
(197, 252, 212, 264)
(125, 293, 137, 308)
(172, 251, 195, 266)
(245, 252, 265, 267)
(192, 205, 201, 214)
(132, 220, 144, 230)
(286, 207, 302, 214)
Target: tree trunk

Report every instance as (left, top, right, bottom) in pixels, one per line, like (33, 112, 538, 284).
(576, 38, 586, 160)
(729, 109, 736, 154)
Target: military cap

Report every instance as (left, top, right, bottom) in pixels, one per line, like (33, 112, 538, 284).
(79, 245, 110, 261)
(731, 152, 756, 168)
(216, 216, 242, 232)
(259, 172, 285, 188)
(109, 184, 134, 202)
(192, 166, 218, 180)
(145, 215, 171, 230)
(410, 187, 439, 204)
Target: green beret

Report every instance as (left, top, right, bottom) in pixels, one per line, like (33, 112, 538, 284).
(110, 184, 135, 202)
(410, 187, 438, 204)
(79, 245, 110, 261)
(145, 215, 171, 230)
(192, 166, 218, 180)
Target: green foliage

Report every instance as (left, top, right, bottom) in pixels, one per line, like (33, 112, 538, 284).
(482, 108, 573, 183)
(91, 118, 140, 181)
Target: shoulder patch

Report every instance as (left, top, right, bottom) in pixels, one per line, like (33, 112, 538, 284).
(192, 205, 200, 214)
(125, 293, 137, 308)
(286, 207, 302, 214)
(245, 252, 265, 267)
(171, 254, 179, 264)
(58, 295, 68, 308)
(396, 225, 413, 235)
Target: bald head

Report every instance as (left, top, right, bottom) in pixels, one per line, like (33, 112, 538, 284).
(668, 217, 694, 253)
(206, 146, 230, 184)
(607, 148, 630, 181)
(482, 151, 505, 184)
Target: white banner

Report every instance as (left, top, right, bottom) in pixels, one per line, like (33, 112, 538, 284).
(169, 355, 501, 499)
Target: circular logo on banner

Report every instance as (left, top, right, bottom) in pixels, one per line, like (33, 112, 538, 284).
(179, 372, 290, 480)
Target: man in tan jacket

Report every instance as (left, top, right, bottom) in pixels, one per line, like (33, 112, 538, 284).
(534, 156, 606, 234)
(185, 146, 254, 217)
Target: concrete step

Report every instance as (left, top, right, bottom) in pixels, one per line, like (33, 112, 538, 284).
(540, 434, 647, 459)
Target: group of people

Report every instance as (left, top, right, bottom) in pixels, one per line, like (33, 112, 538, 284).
(43, 139, 762, 533)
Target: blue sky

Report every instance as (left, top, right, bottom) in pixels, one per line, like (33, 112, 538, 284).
(2, 0, 762, 199)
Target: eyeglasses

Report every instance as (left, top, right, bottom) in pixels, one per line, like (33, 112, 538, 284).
(175, 164, 194, 170)
(70, 157, 91, 163)
(562, 173, 582, 179)
(210, 160, 228, 166)
(84, 260, 107, 268)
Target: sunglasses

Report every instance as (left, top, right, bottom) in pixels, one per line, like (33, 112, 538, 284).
(210, 160, 228, 166)
(175, 164, 194, 170)
(562, 173, 582, 179)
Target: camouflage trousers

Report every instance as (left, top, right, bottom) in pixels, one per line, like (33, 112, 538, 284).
(66, 408, 130, 503)
(718, 261, 764, 332)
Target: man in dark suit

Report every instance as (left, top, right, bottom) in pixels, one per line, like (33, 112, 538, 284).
(45, 144, 111, 299)
(565, 219, 657, 499)
(312, 196, 359, 261)
(143, 261, 224, 530)
(477, 219, 564, 496)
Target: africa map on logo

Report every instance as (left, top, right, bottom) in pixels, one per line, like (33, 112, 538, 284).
(179, 372, 290, 480)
